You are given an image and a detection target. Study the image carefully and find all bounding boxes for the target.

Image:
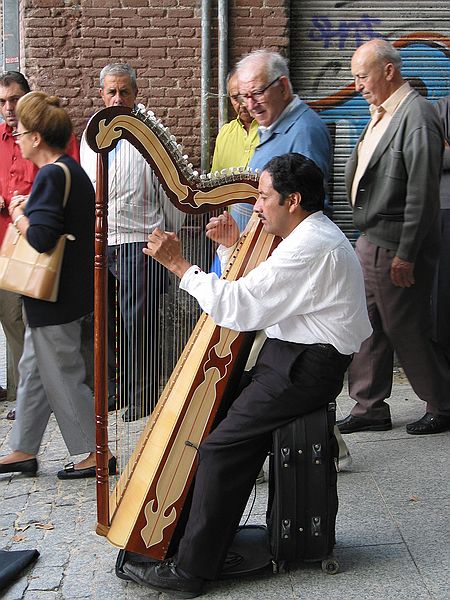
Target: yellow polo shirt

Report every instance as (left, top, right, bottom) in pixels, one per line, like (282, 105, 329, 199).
(211, 118, 259, 173)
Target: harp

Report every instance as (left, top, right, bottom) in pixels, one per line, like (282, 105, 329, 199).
(86, 105, 279, 559)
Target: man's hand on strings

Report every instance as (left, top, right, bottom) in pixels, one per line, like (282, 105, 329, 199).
(206, 210, 240, 248)
(143, 228, 192, 279)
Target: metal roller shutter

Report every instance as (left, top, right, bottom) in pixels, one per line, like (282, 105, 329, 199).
(289, 0, 450, 242)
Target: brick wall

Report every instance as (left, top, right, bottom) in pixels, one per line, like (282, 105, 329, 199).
(20, 0, 289, 167)
(228, 0, 289, 65)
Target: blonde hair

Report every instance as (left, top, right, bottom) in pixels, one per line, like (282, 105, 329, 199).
(16, 91, 72, 150)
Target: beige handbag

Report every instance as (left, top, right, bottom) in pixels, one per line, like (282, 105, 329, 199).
(0, 162, 74, 302)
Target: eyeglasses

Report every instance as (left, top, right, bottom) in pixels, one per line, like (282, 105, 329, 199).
(237, 77, 281, 105)
(12, 130, 31, 139)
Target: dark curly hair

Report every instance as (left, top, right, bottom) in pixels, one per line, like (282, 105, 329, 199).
(0, 71, 30, 94)
(263, 153, 325, 212)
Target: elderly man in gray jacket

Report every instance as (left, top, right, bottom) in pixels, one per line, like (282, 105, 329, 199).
(337, 38, 450, 436)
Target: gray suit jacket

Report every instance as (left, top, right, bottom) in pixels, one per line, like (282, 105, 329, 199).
(435, 95, 450, 209)
(346, 89, 444, 262)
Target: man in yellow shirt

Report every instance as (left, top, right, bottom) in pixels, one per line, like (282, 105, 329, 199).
(211, 69, 259, 173)
(210, 70, 264, 481)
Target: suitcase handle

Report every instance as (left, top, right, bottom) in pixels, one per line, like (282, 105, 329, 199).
(312, 443, 323, 464)
(281, 447, 291, 468)
(311, 516, 322, 537)
(281, 519, 291, 539)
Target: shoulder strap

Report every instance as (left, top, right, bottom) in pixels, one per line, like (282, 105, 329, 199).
(53, 161, 71, 208)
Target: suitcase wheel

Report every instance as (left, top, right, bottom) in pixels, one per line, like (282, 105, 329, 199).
(272, 560, 288, 574)
(321, 557, 340, 575)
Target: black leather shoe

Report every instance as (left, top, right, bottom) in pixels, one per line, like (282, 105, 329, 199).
(337, 414, 392, 434)
(0, 458, 38, 476)
(108, 394, 117, 412)
(123, 558, 204, 599)
(406, 413, 450, 435)
(57, 456, 117, 480)
(6, 408, 15, 420)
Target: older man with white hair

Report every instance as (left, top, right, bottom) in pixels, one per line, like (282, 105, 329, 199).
(338, 39, 450, 436)
(230, 49, 332, 230)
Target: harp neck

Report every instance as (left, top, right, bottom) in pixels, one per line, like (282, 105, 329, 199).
(85, 105, 260, 214)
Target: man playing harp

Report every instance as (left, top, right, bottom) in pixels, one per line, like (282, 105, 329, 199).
(123, 152, 372, 597)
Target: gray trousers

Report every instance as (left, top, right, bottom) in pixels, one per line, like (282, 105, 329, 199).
(348, 236, 450, 419)
(0, 289, 25, 401)
(10, 318, 96, 456)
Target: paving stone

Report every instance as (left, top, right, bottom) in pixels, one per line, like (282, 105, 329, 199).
(289, 544, 434, 600)
(33, 544, 70, 568)
(1, 494, 30, 515)
(1, 574, 30, 600)
(2, 478, 37, 499)
(389, 502, 450, 600)
(16, 593, 60, 600)
(60, 571, 97, 599)
(27, 565, 63, 591)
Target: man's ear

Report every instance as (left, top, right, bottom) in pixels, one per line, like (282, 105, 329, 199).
(385, 62, 395, 81)
(288, 191, 301, 211)
(279, 76, 291, 99)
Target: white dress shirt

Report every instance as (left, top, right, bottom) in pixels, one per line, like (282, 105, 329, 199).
(80, 130, 185, 245)
(180, 212, 372, 355)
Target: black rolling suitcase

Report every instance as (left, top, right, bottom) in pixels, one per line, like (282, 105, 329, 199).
(267, 402, 340, 574)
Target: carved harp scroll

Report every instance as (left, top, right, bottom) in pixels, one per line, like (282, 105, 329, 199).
(86, 105, 279, 559)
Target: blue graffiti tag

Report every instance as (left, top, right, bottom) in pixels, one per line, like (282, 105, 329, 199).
(309, 15, 383, 50)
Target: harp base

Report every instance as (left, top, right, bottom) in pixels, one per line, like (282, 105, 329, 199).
(96, 523, 110, 537)
(113, 526, 273, 582)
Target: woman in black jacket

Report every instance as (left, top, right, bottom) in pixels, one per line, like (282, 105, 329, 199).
(0, 91, 115, 479)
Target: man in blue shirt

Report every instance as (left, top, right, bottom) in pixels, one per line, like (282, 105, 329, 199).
(230, 50, 332, 230)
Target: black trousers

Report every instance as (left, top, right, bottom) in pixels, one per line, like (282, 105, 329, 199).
(432, 209, 450, 363)
(176, 337, 352, 580)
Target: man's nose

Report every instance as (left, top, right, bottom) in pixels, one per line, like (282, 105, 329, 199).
(245, 96, 259, 111)
(5, 100, 15, 111)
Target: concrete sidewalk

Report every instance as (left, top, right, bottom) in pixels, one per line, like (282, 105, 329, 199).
(0, 373, 449, 599)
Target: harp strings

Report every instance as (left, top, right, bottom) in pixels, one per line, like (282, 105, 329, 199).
(107, 140, 208, 492)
